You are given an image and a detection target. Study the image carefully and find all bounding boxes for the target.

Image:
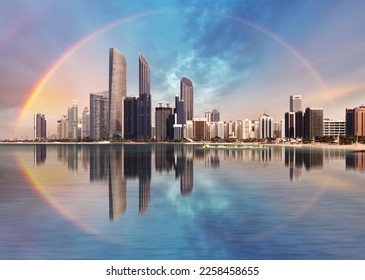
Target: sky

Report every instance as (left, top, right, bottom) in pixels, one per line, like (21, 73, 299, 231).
(1, 0, 365, 139)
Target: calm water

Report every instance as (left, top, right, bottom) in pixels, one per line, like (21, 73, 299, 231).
(1, 144, 365, 259)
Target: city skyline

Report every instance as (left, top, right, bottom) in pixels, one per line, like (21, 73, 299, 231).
(1, 1, 365, 139)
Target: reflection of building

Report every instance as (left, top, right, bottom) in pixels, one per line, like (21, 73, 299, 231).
(109, 48, 127, 139)
(90, 145, 109, 182)
(346, 152, 365, 173)
(285, 147, 324, 181)
(34, 145, 46, 165)
(109, 146, 127, 220)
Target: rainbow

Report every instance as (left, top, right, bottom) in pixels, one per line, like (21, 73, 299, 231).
(15, 8, 330, 239)
(16, 7, 329, 127)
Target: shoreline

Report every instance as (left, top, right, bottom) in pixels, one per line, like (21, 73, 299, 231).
(0, 141, 364, 150)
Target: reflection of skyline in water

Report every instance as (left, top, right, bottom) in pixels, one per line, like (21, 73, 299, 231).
(35, 144, 365, 220)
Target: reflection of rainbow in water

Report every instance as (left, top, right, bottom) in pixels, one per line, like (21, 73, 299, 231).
(14, 148, 126, 245)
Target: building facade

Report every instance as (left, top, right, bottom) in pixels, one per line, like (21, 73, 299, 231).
(323, 118, 346, 137)
(155, 103, 172, 141)
(304, 107, 323, 139)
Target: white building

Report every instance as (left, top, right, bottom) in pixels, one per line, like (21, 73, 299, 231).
(259, 113, 274, 139)
(323, 118, 346, 137)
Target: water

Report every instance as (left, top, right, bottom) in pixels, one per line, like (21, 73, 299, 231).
(0, 144, 364, 259)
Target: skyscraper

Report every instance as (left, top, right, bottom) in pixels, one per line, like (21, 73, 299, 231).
(155, 103, 172, 141)
(67, 100, 78, 140)
(109, 48, 127, 139)
(304, 107, 323, 139)
(82, 107, 90, 139)
(34, 113, 46, 140)
(137, 53, 151, 139)
(290, 95, 302, 112)
(180, 77, 193, 123)
(90, 91, 109, 140)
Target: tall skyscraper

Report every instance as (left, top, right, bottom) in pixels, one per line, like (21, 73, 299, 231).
(180, 77, 193, 123)
(155, 103, 172, 141)
(290, 95, 302, 112)
(304, 107, 323, 139)
(34, 113, 46, 140)
(109, 48, 127, 139)
(67, 100, 78, 140)
(137, 53, 151, 139)
(90, 91, 109, 140)
(82, 107, 90, 139)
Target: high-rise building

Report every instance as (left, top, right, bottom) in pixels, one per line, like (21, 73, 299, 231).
(90, 91, 109, 140)
(295, 111, 304, 138)
(109, 48, 127, 139)
(34, 113, 46, 140)
(155, 103, 172, 141)
(354, 106, 365, 138)
(137, 53, 151, 139)
(173, 95, 184, 139)
(304, 107, 323, 139)
(211, 108, 220, 122)
(67, 100, 78, 140)
(346, 105, 365, 137)
(82, 107, 90, 139)
(180, 77, 193, 123)
(290, 95, 302, 112)
(285, 112, 295, 138)
(259, 113, 273, 139)
(124, 97, 138, 139)
(346, 108, 355, 136)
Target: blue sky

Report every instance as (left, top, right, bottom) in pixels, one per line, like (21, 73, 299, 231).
(0, 0, 365, 139)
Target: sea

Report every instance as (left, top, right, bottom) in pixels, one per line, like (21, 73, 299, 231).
(1, 143, 364, 259)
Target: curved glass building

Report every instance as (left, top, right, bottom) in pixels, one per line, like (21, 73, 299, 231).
(180, 77, 193, 123)
(109, 48, 126, 139)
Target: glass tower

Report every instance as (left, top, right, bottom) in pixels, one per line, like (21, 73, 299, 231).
(109, 48, 126, 139)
